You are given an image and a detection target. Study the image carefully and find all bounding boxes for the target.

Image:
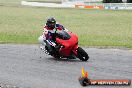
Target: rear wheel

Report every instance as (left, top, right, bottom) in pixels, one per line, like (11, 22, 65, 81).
(77, 47, 89, 61)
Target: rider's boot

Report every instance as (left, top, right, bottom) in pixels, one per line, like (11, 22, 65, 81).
(55, 44, 61, 52)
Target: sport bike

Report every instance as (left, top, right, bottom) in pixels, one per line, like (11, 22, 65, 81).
(42, 30, 89, 61)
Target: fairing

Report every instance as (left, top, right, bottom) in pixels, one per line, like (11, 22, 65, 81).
(56, 31, 78, 57)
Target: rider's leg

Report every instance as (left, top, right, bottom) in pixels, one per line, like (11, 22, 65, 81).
(44, 40, 55, 55)
(38, 36, 55, 55)
(38, 35, 46, 46)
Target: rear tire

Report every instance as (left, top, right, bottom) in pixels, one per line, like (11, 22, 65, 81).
(77, 47, 89, 61)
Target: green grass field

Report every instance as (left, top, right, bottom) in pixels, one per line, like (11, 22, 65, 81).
(0, 0, 132, 48)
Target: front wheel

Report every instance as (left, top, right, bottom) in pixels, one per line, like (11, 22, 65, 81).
(77, 47, 89, 61)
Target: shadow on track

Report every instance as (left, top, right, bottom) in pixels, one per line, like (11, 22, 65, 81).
(45, 57, 88, 63)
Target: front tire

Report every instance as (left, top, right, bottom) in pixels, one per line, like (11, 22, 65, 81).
(77, 47, 89, 61)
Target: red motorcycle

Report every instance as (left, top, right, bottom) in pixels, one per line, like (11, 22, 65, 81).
(44, 30, 89, 61)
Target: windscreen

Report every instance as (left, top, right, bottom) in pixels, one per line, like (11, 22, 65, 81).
(56, 30, 71, 40)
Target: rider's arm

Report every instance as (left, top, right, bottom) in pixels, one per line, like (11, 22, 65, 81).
(64, 28, 68, 32)
(42, 28, 47, 39)
(43, 27, 54, 40)
(55, 24, 68, 32)
(61, 25, 68, 32)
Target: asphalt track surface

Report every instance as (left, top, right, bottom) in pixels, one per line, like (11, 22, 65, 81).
(0, 44, 132, 88)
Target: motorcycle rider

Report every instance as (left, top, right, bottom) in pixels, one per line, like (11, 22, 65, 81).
(38, 17, 68, 54)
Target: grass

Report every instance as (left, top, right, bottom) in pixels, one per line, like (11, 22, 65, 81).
(0, 0, 132, 48)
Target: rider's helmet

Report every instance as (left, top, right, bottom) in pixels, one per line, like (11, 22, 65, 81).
(46, 17, 56, 28)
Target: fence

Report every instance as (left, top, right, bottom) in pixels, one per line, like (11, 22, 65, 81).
(75, 3, 132, 9)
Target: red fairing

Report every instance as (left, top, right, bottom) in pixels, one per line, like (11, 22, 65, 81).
(56, 32, 78, 57)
